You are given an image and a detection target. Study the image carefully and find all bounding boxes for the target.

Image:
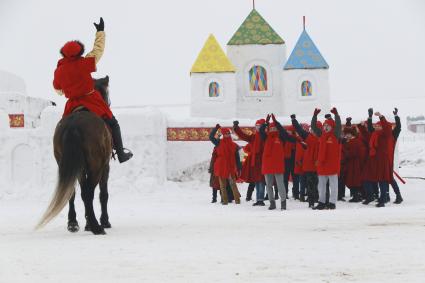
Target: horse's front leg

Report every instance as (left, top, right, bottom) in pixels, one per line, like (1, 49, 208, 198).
(81, 177, 105, 235)
(67, 191, 79, 232)
(99, 165, 111, 228)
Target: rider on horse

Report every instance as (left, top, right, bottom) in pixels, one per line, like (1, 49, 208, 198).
(53, 17, 133, 163)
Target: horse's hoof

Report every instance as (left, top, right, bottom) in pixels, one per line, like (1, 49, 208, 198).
(101, 221, 112, 229)
(67, 221, 80, 233)
(91, 226, 106, 235)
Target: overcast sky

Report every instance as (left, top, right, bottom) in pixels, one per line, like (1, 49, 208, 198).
(0, 0, 424, 108)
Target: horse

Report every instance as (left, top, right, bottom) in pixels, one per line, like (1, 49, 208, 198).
(36, 76, 113, 235)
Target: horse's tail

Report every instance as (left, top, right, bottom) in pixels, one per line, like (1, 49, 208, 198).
(36, 126, 85, 230)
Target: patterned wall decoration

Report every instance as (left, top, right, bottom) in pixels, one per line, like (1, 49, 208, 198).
(249, 66, 268, 91)
(301, 81, 312, 96)
(209, 82, 220, 97)
(9, 114, 24, 128)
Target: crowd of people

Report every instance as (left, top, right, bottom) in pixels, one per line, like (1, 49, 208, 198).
(208, 107, 403, 210)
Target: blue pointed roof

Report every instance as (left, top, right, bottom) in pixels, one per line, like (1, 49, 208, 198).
(284, 29, 329, 70)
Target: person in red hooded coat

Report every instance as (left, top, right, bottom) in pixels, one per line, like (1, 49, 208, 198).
(260, 114, 296, 210)
(362, 108, 393, 207)
(53, 18, 132, 163)
(209, 124, 242, 205)
(341, 118, 367, 202)
(291, 114, 321, 208)
(233, 119, 266, 206)
(310, 107, 342, 210)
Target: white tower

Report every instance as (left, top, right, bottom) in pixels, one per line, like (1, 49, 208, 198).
(226, 9, 286, 118)
(190, 34, 237, 119)
(283, 19, 331, 116)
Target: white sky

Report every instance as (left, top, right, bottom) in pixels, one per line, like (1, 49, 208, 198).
(0, 0, 424, 108)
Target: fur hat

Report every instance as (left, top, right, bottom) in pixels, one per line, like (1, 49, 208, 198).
(60, 41, 85, 58)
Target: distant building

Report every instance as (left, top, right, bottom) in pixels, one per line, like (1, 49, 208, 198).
(407, 116, 425, 133)
(190, 9, 330, 119)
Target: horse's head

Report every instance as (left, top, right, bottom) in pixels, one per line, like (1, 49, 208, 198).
(94, 76, 111, 106)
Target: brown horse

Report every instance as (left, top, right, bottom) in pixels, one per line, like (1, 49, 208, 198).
(36, 76, 112, 235)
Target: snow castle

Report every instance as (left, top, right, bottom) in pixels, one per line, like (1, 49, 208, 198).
(190, 10, 330, 119)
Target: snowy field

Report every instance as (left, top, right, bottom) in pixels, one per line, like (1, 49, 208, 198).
(1, 167, 424, 282)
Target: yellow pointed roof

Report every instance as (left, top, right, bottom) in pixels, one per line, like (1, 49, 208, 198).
(191, 34, 236, 74)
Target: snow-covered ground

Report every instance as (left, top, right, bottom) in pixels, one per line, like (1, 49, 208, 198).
(1, 163, 425, 282)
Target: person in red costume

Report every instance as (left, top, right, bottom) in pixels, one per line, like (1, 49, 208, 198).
(341, 117, 367, 202)
(53, 18, 133, 163)
(310, 107, 342, 210)
(233, 119, 266, 206)
(362, 108, 393, 207)
(291, 114, 321, 208)
(260, 114, 296, 210)
(209, 124, 242, 205)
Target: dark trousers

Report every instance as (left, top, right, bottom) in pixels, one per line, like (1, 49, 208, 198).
(284, 156, 299, 198)
(391, 178, 402, 196)
(338, 175, 346, 199)
(365, 181, 389, 204)
(299, 174, 307, 196)
(246, 182, 255, 200)
(305, 172, 318, 205)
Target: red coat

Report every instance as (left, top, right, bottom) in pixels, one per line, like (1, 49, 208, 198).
(302, 134, 319, 173)
(214, 138, 238, 178)
(362, 117, 393, 182)
(234, 126, 264, 183)
(262, 132, 285, 175)
(317, 131, 341, 176)
(209, 148, 220, 190)
(342, 137, 366, 188)
(53, 56, 113, 119)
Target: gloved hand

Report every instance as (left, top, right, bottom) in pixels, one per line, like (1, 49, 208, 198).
(233, 120, 239, 127)
(368, 108, 373, 118)
(290, 114, 296, 120)
(50, 101, 56, 106)
(215, 124, 221, 129)
(266, 114, 271, 123)
(313, 108, 321, 116)
(346, 117, 352, 126)
(393, 107, 398, 116)
(271, 113, 277, 123)
(330, 107, 338, 115)
(94, 17, 104, 32)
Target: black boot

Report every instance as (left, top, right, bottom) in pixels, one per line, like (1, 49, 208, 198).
(281, 200, 286, 210)
(394, 195, 403, 204)
(104, 116, 133, 163)
(268, 200, 276, 210)
(313, 202, 328, 210)
(300, 195, 306, 202)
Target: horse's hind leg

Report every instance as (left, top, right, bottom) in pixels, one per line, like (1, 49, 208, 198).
(81, 176, 105, 235)
(67, 191, 79, 232)
(99, 165, 111, 228)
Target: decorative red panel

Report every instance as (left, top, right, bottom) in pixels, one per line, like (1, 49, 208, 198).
(9, 114, 24, 128)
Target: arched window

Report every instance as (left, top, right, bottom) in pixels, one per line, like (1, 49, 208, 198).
(301, 81, 312, 97)
(208, 82, 220, 97)
(249, 65, 268, 91)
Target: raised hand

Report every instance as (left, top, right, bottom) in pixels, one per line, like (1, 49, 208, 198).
(368, 108, 373, 118)
(330, 107, 338, 115)
(290, 114, 296, 120)
(313, 108, 321, 116)
(393, 107, 398, 115)
(346, 117, 352, 126)
(233, 120, 239, 127)
(271, 113, 277, 122)
(215, 124, 221, 129)
(266, 114, 271, 123)
(94, 17, 104, 32)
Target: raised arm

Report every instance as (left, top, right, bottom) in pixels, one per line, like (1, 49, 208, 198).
(311, 108, 322, 137)
(233, 121, 253, 143)
(367, 108, 375, 133)
(330, 108, 342, 138)
(209, 124, 221, 146)
(86, 18, 105, 64)
(291, 114, 309, 140)
(271, 114, 296, 143)
(392, 108, 401, 140)
(259, 123, 267, 141)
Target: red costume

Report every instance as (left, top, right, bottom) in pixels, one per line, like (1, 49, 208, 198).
(262, 122, 286, 175)
(342, 132, 367, 188)
(317, 119, 341, 176)
(234, 119, 265, 183)
(213, 128, 239, 178)
(53, 40, 113, 119)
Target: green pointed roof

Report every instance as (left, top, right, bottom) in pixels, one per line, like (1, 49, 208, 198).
(228, 9, 285, 45)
